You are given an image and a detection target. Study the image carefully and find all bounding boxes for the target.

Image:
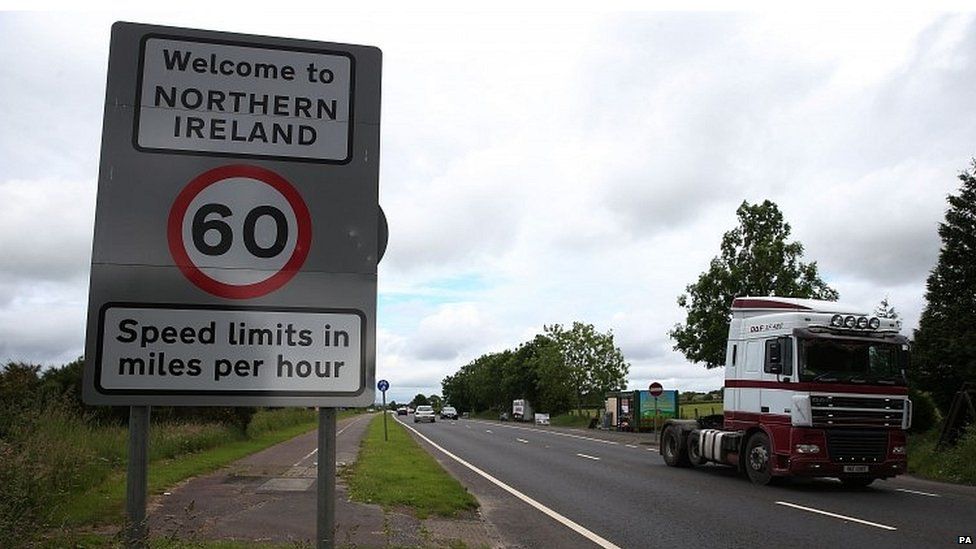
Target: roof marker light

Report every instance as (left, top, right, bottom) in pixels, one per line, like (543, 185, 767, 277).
(869, 317, 881, 329)
(844, 315, 857, 328)
(856, 316, 869, 329)
(830, 314, 844, 327)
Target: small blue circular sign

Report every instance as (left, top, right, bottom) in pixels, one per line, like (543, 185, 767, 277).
(377, 379, 389, 392)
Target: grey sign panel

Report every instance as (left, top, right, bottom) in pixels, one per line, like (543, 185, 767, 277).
(84, 22, 381, 407)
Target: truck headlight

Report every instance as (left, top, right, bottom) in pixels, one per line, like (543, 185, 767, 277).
(892, 446, 907, 455)
(795, 444, 820, 454)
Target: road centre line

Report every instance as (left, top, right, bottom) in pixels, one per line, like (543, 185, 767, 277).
(397, 417, 621, 549)
(517, 438, 529, 444)
(577, 453, 601, 461)
(486, 429, 493, 433)
(775, 501, 897, 531)
(625, 444, 638, 449)
(468, 420, 620, 446)
(895, 488, 941, 497)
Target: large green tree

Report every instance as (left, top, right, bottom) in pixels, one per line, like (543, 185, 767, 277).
(670, 200, 839, 368)
(912, 163, 976, 412)
(545, 322, 629, 414)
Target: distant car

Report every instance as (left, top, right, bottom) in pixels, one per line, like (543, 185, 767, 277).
(397, 407, 408, 416)
(440, 406, 458, 420)
(499, 411, 510, 421)
(414, 405, 436, 423)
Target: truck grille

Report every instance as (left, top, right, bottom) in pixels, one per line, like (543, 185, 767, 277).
(825, 429, 888, 463)
(810, 395, 906, 427)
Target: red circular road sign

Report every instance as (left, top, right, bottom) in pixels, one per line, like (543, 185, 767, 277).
(168, 164, 312, 299)
(649, 382, 664, 397)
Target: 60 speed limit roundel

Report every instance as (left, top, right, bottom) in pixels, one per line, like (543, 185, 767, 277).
(167, 165, 312, 299)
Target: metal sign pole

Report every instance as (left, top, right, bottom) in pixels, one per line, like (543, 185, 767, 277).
(125, 405, 150, 548)
(317, 408, 337, 549)
(382, 391, 388, 441)
(654, 397, 659, 443)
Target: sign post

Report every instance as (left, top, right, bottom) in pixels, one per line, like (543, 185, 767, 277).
(377, 379, 389, 441)
(83, 22, 381, 549)
(649, 382, 664, 442)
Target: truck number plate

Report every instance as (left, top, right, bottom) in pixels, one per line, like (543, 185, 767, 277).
(843, 465, 869, 473)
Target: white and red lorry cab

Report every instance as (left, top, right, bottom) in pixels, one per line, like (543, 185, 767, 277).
(662, 296, 912, 486)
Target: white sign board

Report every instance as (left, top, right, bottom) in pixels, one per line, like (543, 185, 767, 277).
(137, 37, 353, 162)
(97, 305, 364, 396)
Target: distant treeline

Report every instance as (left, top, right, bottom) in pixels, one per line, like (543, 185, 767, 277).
(441, 322, 629, 416)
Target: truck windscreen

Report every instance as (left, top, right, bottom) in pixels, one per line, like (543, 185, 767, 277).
(798, 338, 907, 385)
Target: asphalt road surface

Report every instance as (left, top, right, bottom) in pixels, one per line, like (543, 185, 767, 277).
(397, 416, 976, 549)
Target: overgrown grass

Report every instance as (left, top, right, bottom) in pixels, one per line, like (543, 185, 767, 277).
(344, 414, 478, 518)
(60, 412, 320, 527)
(0, 403, 326, 547)
(908, 425, 976, 485)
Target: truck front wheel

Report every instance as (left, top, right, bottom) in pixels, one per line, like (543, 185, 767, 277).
(661, 426, 691, 467)
(745, 432, 776, 485)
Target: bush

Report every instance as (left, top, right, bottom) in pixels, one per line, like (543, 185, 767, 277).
(910, 425, 976, 485)
(909, 388, 941, 433)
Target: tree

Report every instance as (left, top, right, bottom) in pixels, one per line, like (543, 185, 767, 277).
(545, 322, 629, 414)
(875, 297, 899, 319)
(670, 200, 839, 368)
(912, 163, 976, 412)
(410, 394, 429, 407)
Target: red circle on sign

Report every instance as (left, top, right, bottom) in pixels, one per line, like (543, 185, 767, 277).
(649, 382, 664, 397)
(167, 165, 312, 299)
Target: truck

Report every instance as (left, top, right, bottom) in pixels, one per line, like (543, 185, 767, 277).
(661, 296, 912, 486)
(513, 399, 534, 422)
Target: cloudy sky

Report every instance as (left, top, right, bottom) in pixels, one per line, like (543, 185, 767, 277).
(1, 7, 974, 404)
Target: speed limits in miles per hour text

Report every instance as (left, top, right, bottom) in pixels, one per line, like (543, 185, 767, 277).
(96, 305, 365, 396)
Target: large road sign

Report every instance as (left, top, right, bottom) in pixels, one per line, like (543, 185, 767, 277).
(84, 22, 382, 407)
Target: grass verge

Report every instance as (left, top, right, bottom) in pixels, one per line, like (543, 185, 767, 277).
(344, 414, 478, 519)
(60, 408, 363, 528)
(908, 425, 976, 485)
(60, 416, 320, 527)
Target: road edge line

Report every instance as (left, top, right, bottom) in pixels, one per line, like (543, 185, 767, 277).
(397, 418, 621, 549)
(774, 501, 897, 531)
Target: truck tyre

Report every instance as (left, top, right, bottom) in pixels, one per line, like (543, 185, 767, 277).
(841, 477, 875, 488)
(661, 426, 691, 467)
(687, 431, 706, 466)
(745, 432, 776, 485)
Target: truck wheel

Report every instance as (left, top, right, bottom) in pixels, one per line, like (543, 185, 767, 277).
(661, 426, 691, 467)
(841, 477, 875, 488)
(745, 432, 776, 485)
(687, 432, 706, 466)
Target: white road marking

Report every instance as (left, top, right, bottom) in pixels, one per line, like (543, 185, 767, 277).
(486, 429, 493, 434)
(577, 453, 601, 461)
(293, 414, 365, 467)
(516, 438, 529, 444)
(895, 488, 940, 497)
(625, 444, 638, 449)
(775, 501, 897, 531)
(397, 417, 621, 549)
(468, 420, 620, 446)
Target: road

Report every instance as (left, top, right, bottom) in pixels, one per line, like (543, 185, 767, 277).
(398, 416, 976, 549)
